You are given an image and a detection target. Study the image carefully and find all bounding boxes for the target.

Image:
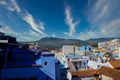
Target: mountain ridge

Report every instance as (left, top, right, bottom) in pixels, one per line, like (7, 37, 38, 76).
(34, 37, 119, 49)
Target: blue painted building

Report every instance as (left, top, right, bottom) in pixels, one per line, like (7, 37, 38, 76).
(80, 46, 92, 51)
(0, 34, 61, 80)
(61, 54, 89, 72)
(36, 50, 61, 80)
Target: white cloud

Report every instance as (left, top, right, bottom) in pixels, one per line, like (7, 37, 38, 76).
(19, 36, 32, 40)
(0, 26, 37, 41)
(39, 21, 45, 30)
(22, 11, 46, 37)
(29, 29, 40, 36)
(93, 4, 108, 23)
(10, 0, 21, 12)
(100, 18, 120, 36)
(0, 26, 21, 36)
(0, 0, 47, 41)
(64, 6, 79, 36)
(79, 31, 97, 40)
(0, 0, 21, 12)
(52, 33, 56, 37)
(0, 0, 7, 5)
(79, 0, 120, 40)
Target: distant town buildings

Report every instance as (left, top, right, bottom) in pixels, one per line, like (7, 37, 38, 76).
(98, 39, 120, 50)
(98, 39, 120, 59)
(60, 39, 120, 80)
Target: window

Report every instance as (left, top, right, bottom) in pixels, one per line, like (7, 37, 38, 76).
(44, 62, 47, 65)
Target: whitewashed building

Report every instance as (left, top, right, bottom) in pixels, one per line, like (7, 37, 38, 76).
(62, 45, 91, 56)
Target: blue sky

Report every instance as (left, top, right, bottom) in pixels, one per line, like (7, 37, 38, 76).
(0, 0, 120, 41)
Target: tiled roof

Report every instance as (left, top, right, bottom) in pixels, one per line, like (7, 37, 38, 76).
(109, 60, 120, 68)
(99, 66, 120, 80)
(70, 66, 120, 79)
(71, 70, 98, 77)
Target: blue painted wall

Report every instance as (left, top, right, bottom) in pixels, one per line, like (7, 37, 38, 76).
(1, 67, 52, 80)
(40, 55, 56, 80)
(80, 46, 92, 51)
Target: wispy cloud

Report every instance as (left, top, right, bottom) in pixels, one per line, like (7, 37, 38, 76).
(79, 30, 102, 40)
(0, 26, 21, 36)
(79, 0, 120, 40)
(22, 11, 46, 36)
(19, 35, 32, 40)
(28, 29, 40, 36)
(0, 25, 36, 41)
(9, 0, 21, 12)
(0, 0, 21, 12)
(64, 6, 79, 36)
(0, 0, 7, 5)
(0, 0, 47, 40)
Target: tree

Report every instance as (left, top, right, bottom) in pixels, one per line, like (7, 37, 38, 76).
(92, 43, 98, 47)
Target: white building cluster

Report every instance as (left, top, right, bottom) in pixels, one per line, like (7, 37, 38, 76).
(56, 39, 120, 80)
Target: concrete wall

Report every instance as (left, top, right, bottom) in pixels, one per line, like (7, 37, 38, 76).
(63, 46, 80, 55)
(63, 45, 91, 56)
(101, 75, 113, 80)
(67, 72, 94, 80)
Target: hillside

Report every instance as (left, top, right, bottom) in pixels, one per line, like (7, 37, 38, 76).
(36, 37, 87, 49)
(86, 38, 116, 43)
(34, 37, 119, 49)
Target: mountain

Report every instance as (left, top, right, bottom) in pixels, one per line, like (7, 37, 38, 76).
(35, 37, 119, 49)
(86, 38, 116, 43)
(36, 37, 88, 49)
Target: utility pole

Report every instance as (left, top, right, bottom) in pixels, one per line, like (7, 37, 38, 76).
(74, 46, 75, 56)
(85, 46, 87, 57)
